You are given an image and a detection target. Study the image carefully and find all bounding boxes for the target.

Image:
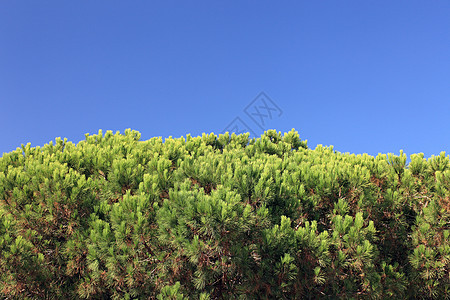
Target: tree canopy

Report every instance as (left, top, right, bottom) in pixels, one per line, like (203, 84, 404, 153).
(0, 129, 449, 299)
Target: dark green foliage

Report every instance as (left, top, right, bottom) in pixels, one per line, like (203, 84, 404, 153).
(0, 128, 449, 299)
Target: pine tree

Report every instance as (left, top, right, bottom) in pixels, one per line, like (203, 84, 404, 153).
(0, 128, 448, 298)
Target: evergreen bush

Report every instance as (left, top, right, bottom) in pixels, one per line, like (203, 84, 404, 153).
(0, 129, 448, 299)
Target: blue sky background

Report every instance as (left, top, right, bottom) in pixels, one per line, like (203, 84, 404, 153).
(1, 1, 449, 160)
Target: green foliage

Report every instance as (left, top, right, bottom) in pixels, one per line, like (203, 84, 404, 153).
(0, 128, 449, 299)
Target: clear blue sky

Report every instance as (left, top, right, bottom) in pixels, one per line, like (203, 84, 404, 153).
(1, 1, 449, 159)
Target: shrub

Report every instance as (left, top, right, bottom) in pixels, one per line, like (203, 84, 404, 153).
(0, 129, 448, 299)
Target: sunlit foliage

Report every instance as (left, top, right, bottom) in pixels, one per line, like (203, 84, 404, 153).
(0, 129, 448, 299)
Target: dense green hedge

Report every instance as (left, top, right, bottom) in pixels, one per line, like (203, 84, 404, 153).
(0, 129, 449, 299)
